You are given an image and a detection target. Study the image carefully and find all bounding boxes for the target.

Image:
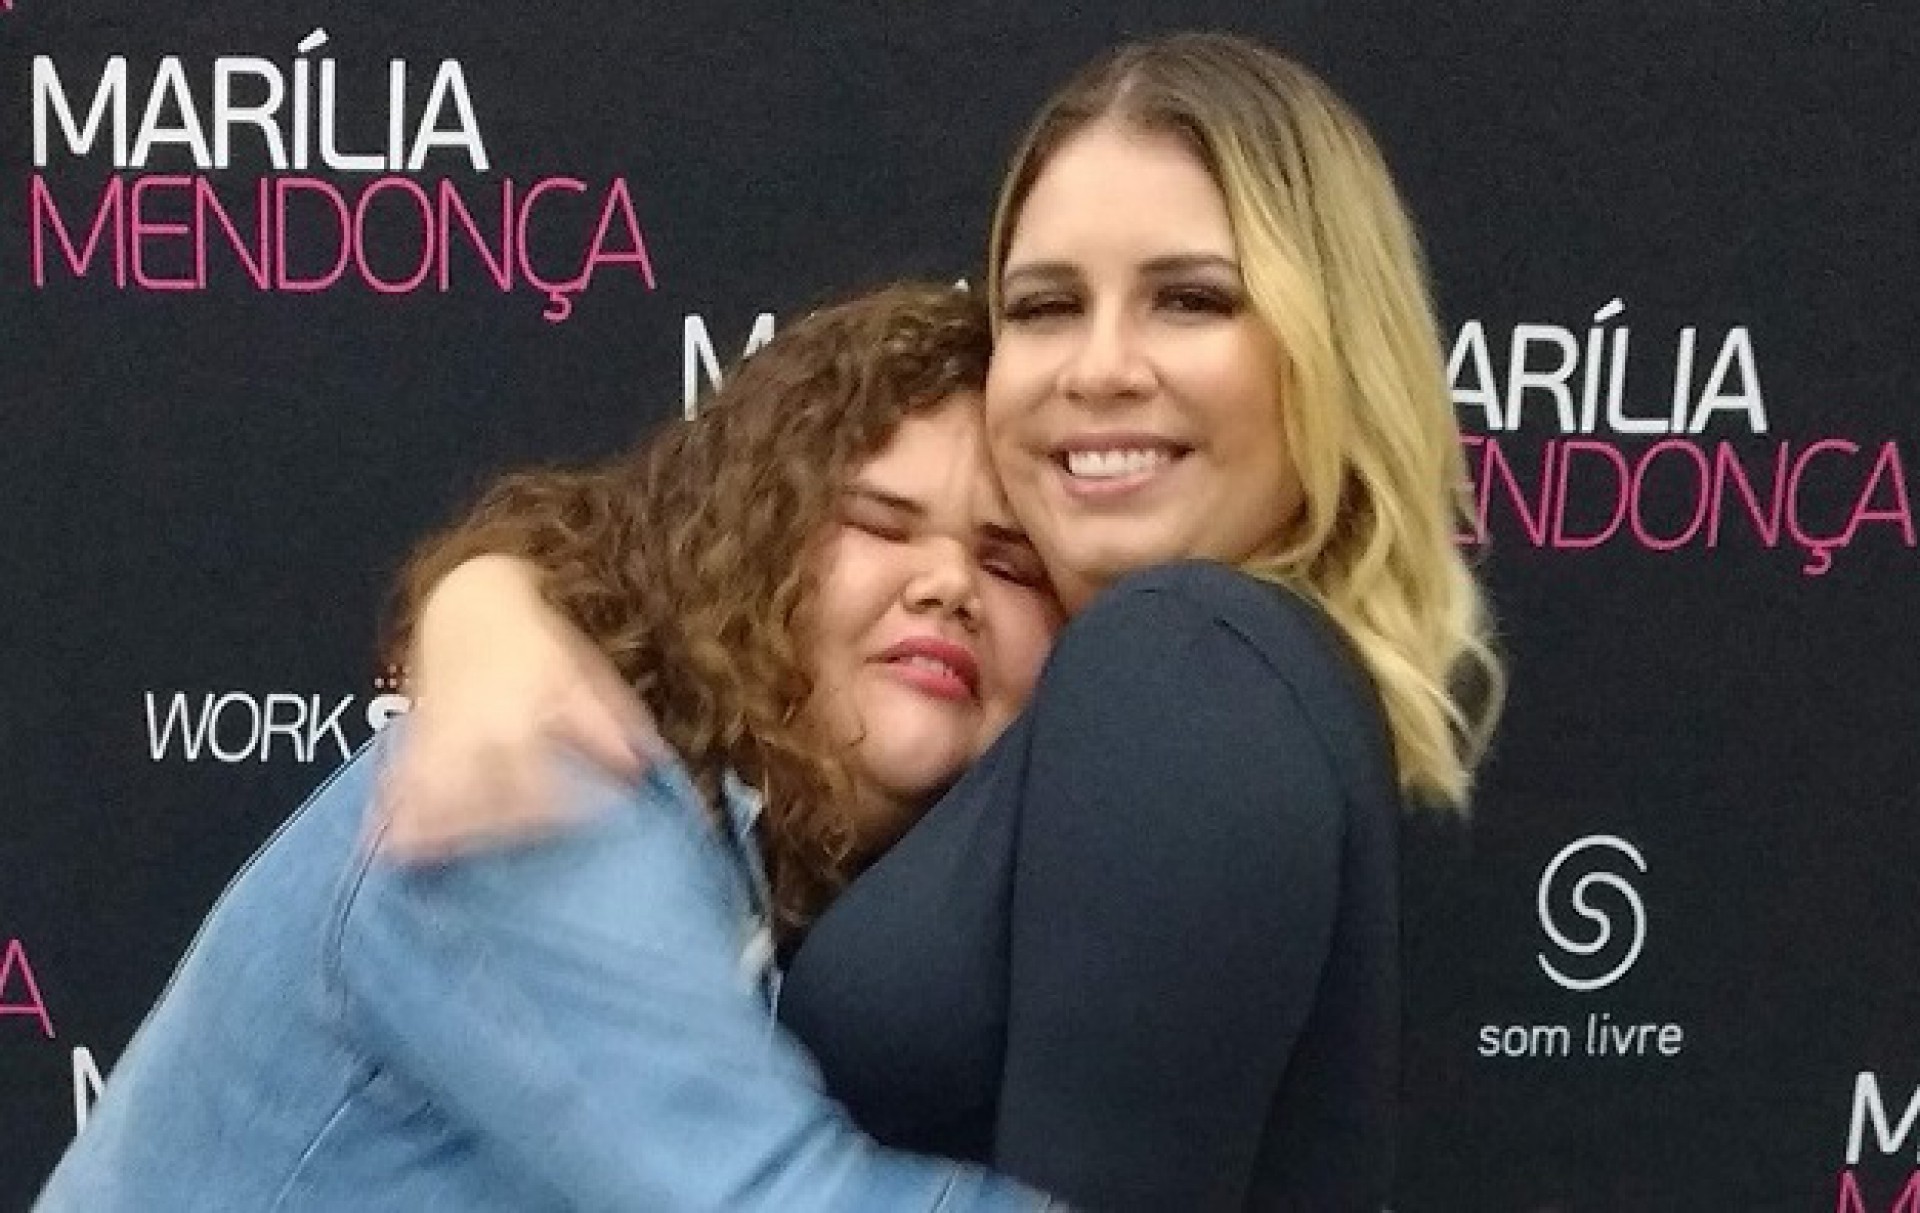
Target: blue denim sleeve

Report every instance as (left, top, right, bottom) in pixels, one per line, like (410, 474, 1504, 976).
(332, 761, 1049, 1213)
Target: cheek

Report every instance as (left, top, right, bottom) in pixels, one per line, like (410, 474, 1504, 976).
(985, 343, 1047, 434)
(807, 544, 854, 635)
(808, 536, 889, 656)
(984, 376, 1042, 468)
(1198, 341, 1289, 457)
(987, 597, 1059, 700)
(985, 434, 1048, 529)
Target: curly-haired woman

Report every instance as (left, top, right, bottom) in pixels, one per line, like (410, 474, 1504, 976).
(34, 285, 1064, 1212)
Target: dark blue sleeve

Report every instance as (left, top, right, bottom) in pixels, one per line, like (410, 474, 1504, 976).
(991, 566, 1350, 1210)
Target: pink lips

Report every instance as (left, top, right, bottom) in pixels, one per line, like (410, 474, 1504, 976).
(876, 636, 980, 703)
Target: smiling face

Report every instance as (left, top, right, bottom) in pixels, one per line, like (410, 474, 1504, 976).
(986, 120, 1303, 614)
(805, 396, 1062, 856)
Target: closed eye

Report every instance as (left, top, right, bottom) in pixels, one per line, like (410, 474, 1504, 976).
(850, 518, 909, 542)
(840, 493, 915, 541)
(984, 559, 1043, 587)
(979, 538, 1047, 588)
(999, 292, 1081, 324)
(1157, 283, 1241, 316)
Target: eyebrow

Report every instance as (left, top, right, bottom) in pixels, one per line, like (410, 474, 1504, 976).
(845, 484, 924, 515)
(845, 484, 1033, 545)
(1000, 252, 1241, 289)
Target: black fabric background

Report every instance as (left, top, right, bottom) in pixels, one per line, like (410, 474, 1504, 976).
(3, 4, 1916, 1209)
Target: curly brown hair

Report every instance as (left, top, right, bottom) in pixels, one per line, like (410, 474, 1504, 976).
(391, 282, 993, 932)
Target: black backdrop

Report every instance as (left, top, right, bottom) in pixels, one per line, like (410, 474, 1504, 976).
(4, 3, 1917, 1209)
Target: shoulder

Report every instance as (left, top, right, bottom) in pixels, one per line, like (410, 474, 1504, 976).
(1045, 561, 1394, 799)
(1013, 569, 1358, 896)
(1062, 562, 1357, 698)
(1083, 558, 1291, 618)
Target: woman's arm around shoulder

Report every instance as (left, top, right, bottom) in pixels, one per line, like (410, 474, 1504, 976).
(334, 752, 1052, 1212)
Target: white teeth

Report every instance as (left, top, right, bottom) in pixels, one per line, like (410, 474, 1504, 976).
(1065, 448, 1173, 479)
(899, 654, 958, 679)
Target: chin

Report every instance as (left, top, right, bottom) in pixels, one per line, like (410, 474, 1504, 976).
(1065, 536, 1186, 588)
(862, 738, 972, 806)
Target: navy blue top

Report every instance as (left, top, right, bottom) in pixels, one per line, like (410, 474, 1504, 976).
(779, 561, 1405, 1212)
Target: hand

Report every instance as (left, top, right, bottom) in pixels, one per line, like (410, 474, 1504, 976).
(375, 555, 662, 859)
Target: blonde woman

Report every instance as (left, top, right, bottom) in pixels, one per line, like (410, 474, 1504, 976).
(383, 33, 1501, 1212)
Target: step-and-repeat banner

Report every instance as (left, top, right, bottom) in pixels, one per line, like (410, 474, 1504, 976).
(4, 3, 1916, 1209)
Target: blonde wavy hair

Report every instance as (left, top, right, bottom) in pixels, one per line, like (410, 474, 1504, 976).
(392, 283, 995, 929)
(988, 32, 1503, 807)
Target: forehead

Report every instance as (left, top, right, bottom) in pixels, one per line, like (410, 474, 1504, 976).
(856, 395, 987, 480)
(853, 396, 1016, 519)
(1008, 120, 1235, 259)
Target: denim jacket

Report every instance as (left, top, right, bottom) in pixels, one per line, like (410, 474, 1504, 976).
(36, 730, 1047, 1211)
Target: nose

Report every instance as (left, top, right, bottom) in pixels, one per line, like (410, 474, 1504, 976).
(1060, 304, 1154, 403)
(903, 537, 983, 630)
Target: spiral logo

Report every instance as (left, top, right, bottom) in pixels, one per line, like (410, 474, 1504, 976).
(1536, 834, 1648, 992)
